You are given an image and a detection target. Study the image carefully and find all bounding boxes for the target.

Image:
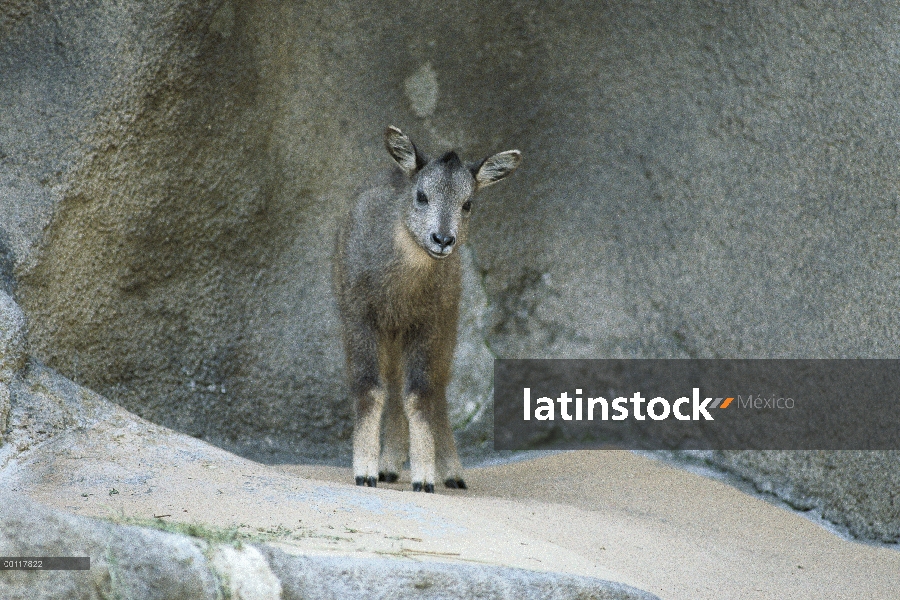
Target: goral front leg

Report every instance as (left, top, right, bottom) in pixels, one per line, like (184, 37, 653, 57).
(403, 390, 435, 492)
(353, 386, 385, 487)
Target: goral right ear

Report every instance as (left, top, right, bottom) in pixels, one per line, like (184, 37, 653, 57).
(384, 126, 428, 177)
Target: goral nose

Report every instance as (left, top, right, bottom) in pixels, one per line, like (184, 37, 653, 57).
(431, 232, 455, 251)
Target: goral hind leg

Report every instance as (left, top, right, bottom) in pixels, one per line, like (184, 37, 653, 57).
(434, 395, 466, 490)
(347, 322, 384, 488)
(402, 331, 446, 493)
(379, 385, 408, 483)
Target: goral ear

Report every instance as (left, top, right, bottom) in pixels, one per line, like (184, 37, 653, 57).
(384, 126, 428, 176)
(471, 150, 522, 190)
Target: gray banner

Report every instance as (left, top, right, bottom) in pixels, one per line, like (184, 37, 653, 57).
(494, 360, 900, 450)
(0, 557, 90, 570)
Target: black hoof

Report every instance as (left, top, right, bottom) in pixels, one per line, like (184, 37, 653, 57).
(445, 478, 467, 490)
(412, 482, 422, 492)
(424, 483, 434, 493)
(456, 479, 467, 490)
(379, 471, 399, 483)
(378, 472, 385, 482)
(365, 476, 377, 487)
(355, 476, 365, 486)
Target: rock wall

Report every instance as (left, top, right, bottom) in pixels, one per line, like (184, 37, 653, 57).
(2, 0, 899, 540)
(687, 450, 900, 543)
(0, 290, 25, 446)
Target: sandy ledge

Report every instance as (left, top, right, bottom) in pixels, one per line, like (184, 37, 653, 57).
(3, 393, 897, 600)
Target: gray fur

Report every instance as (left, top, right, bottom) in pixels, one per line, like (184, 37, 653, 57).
(334, 126, 521, 491)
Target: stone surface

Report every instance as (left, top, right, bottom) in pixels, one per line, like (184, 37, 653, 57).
(262, 547, 657, 600)
(0, 366, 660, 599)
(2, 0, 900, 548)
(209, 545, 282, 600)
(678, 450, 900, 543)
(0, 490, 657, 600)
(0, 233, 13, 296)
(4, 361, 899, 600)
(0, 490, 220, 600)
(0, 289, 26, 444)
(0, 290, 26, 377)
(5, 0, 900, 443)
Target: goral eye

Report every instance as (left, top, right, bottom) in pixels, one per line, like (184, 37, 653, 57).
(416, 190, 428, 206)
(461, 200, 472, 212)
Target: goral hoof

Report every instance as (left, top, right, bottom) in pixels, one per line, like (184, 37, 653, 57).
(412, 482, 434, 493)
(379, 471, 399, 483)
(445, 478, 467, 490)
(366, 476, 377, 487)
(356, 476, 377, 487)
(355, 476, 365, 486)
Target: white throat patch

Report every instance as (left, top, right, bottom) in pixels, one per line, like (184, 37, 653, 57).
(393, 221, 434, 270)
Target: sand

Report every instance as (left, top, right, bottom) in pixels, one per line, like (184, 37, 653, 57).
(4, 407, 897, 600)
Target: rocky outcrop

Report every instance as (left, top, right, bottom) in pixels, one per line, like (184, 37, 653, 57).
(2, 287, 898, 598)
(2, 491, 655, 600)
(0, 290, 26, 445)
(683, 450, 900, 543)
(2, 0, 899, 547)
(0, 492, 220, 600)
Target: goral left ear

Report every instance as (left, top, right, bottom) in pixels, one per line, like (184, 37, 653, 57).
(471, 150, 522, 190)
